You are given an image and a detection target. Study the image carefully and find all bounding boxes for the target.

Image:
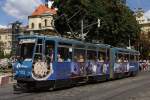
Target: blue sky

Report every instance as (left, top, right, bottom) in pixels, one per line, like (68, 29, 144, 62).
(0, 0, 150, 28)
(127, 0, 150, 11)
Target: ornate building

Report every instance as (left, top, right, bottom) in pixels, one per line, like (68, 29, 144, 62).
(134, 8, 150, 58)
(135, 8, 150, 40)
(28, 2, 57, 35)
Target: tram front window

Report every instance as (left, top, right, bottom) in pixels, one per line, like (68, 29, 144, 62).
(20, 43, 35, 59)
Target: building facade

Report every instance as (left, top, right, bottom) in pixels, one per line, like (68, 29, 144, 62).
(135, 8, 150, 58)
(28, 4, 57, 35)
(0, 29, 12, 55)
(135, 8, 150, 40)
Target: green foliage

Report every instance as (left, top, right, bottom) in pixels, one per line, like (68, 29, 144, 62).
(0, 42, 11, 59)
(0, 42, 4, 58)
(54, 0, 140, 47)
(0, 52, 4, 59)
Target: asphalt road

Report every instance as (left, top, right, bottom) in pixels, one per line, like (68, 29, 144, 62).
(0, 72, 150, 100)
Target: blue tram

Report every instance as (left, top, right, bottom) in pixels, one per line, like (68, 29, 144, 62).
(13, 35, 140, 90)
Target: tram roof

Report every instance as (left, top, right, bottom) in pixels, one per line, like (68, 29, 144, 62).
(112, 47, 140, 54)
(18, 35, 111, 48)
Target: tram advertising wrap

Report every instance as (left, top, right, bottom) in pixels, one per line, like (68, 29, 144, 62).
(13, 35, 140, 91)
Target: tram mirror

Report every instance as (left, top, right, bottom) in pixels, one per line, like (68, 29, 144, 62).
(69, 48, 73, 52)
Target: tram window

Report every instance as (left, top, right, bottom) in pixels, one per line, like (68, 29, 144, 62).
(45, 40, 55, 63)
(34, 39, 43, 61)
(74, 49, 85, 62)
(87, 50, 97, 61)
(20, 43, 34, 59)
(35, 39, 43, 54)
(106, 49, 110, 62)
(98, 51, 105, 62)
(58, 47, 72, 62)
(134, 55, 138, 61)
(116, 53, 124, 63)
(35, 44, 42, 53)
(37, 39, 42, 44)
(124, 54, 129, 62)
(130, 55, 135, 62)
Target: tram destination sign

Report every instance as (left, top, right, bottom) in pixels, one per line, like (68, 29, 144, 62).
(19, 39, 36, 44)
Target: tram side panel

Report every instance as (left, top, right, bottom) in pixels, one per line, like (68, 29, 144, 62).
(110, 48, 139, 79)
(50, 62, 110, 82)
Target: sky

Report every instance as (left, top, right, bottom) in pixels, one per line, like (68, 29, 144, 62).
(0, 0, 150, 28)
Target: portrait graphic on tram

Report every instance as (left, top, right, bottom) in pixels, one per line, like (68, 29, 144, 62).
(85, 50, 97, 75)
(113, 49, 138, 73)
(70, 46, 86, 76)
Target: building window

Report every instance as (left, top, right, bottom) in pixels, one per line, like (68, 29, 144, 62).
(5, 36, 7, 39)
(31, 23, 34, 29)
(39, 23, 42, 29)
(45, 19, 47, 27)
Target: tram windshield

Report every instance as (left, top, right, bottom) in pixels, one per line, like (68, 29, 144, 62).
(20, 43, 35, 59)
(18, 39, 36, 59)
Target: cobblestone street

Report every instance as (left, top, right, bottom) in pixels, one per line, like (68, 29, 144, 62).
(0, 72, 150, 100)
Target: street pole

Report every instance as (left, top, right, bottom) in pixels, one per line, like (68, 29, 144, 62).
(81, 19, 84, 41)
(129, 35, 131, 49)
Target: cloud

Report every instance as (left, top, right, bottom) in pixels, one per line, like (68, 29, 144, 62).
(2, 0, 42, 19)
(144, 10, 150, 19)
(0, 25, 8, 29)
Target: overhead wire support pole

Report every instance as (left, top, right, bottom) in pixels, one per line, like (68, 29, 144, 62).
(129, 35, 131, 49)
(81, 19, 84, 41)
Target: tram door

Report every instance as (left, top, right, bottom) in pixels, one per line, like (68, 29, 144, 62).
(33, 39, 55, 62)
(34, 39, 43, 62)
(32, 39, 55, 80)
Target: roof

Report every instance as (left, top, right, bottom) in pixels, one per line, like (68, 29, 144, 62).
(0, 29, 11, 34)
(112, 47, 140, 54)
(18, 35, 111, 48)
(31, 4, 56, 16)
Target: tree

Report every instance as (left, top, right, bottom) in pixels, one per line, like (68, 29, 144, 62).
(54, 0, 140, 47)
(0, 42, 4, 58)
(139, 32, 150, 59)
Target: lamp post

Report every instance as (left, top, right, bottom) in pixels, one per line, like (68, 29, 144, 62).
(129, 35, 131, 49)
